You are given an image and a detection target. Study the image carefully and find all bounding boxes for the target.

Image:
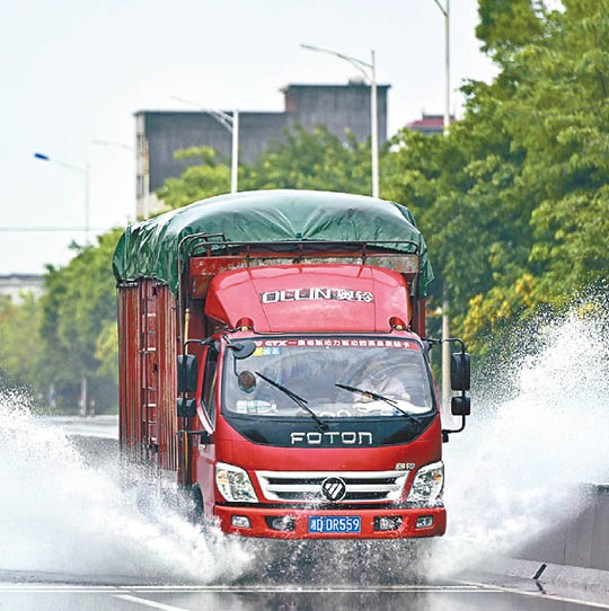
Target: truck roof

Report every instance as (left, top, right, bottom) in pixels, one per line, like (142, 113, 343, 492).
(205, 264, 411, 333)
(113, 190, 433, 295)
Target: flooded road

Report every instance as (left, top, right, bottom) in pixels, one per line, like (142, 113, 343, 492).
(0, 414, 606, 610)
(2, 312, 609, 609)
(2, 576, 609, 610)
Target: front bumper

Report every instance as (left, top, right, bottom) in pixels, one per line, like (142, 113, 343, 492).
(214, 505, 446, 539)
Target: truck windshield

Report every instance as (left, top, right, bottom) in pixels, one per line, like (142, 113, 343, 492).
(223, 337, 435, 419)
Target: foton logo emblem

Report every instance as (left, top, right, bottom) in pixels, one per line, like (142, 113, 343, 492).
(290, 431, 373, 445)
(321, 477, 347, 502)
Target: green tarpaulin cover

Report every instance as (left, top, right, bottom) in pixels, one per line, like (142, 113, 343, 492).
(113, 190, 433, 295)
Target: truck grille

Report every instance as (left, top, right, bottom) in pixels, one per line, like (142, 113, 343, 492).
(256, 470, 409, 504)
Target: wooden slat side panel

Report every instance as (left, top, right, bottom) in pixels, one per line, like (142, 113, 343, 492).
(119, 280, 179, 477)
(412, 297, 426, 337)
(140, 280, 159, 458)
(157, 284, 178, 472)
(118, 285, 143, 458)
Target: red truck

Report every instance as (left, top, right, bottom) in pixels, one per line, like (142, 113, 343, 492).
(113, 190, 471, 539)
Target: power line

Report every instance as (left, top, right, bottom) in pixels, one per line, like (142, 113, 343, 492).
(0, 226, 117, 233)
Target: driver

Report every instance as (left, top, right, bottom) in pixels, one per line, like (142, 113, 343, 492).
(355, 367, 410, 401)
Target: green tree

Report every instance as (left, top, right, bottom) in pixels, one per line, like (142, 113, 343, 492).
(157, 147, 233, 209)
(457, 0, 609, 348)
(510, 0, 609, 299)
(477, 0, 543, 63)
(38, 229, 122, 411)
(382, 79, 534, 334)
(248, 125, 372, 194)
(0, 293, 43, 393)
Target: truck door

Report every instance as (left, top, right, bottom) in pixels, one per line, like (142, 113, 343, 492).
(196, 345, 219, 518)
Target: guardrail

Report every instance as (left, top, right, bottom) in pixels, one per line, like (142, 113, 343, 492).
(515, 484, 609, 572)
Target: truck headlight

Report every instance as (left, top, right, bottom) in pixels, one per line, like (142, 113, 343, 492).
(406, 461, 444, 507)
(215, 462, 258, 503)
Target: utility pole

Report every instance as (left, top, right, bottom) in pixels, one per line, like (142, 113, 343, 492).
(171, 96, 239, 194)
(432, 0, 452, 410)
(33, 152, 91, 244)
(301, 44, 379, 198)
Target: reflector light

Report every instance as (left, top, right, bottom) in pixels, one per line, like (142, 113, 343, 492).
(236, 317, 254, 331)
(415, 515, 434, 529)
(389, 316, 406, 330)
(231, 515, 251, 528)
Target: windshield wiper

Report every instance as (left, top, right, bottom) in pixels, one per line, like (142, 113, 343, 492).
(335, 383, 421, 424)
(255, 371, 328, 432)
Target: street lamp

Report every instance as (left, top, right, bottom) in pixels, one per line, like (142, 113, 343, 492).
(171, 96, 239, 194)
(431, 0, 452, 410)
(432, 0, 451, 135)
(91, 140, 134, 152)
(33, 151, 92, 416)
(33, 152, 91, 244)
(301, 44, 379, 198)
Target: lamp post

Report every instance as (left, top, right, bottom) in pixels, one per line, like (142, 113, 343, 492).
(33, 152, 90, 244)
(301, 44, 379, 198)
(34, 151, 92, 415)
(171, 96, 239, 194)
(432, 0, 452, 410)
(432, 0, 451, 135)
(91, 140, 134, 152)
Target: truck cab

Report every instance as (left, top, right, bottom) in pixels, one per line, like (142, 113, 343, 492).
(179, 262, 464, 539)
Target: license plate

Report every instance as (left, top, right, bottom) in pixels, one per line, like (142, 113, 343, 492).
(308, 516, 361, 534)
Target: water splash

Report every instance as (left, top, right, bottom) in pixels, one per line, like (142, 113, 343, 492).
(1, 305, 608, 586)
(0, 391, 252, 584)
(429, 305, 609, 576)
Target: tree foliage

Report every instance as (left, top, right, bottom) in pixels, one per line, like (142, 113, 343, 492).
(248, 125, 372, 194)
(476, 0, 543, 62)
(157, 147, 232, 209)
(382, 0, 609, 354)
(0, 293, 43, 393)
(37, 230, 122, 410)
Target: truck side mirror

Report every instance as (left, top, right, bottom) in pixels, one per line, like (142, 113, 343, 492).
(177, 397, 197, 418)
(451, 395, 471, 416)
(450, 352, 471, 391)
(177, 354, 198, 393)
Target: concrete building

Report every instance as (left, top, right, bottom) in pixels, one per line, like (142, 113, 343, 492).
(0, 274, 45, 303)
(135, 81, 390, 217)
(406, 113, 455, 136)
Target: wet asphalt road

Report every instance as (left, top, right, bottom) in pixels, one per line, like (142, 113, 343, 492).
(4, 416, 606, 610)
(2, 577, 609, 610)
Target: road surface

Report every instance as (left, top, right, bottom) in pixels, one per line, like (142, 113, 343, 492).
(1, 415, 605, 610)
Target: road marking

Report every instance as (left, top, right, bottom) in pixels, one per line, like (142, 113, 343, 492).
(114, 594, 188, 611)
(120, 584, 497, 594)
(470, 581, 609, 609)
(0, 586, 117, 593)
(0, 583, 497, 594)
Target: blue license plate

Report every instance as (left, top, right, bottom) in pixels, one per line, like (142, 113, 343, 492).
(308, 516, 361, 534)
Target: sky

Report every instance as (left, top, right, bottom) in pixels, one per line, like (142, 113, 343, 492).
(0, 0, 497, 276)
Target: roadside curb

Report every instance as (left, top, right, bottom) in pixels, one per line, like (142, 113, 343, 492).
(481, 556, 609, 592)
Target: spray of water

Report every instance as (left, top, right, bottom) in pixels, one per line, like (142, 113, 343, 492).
(0, 392, 253, 584)
(428, 304, 609, 577)
(249, 305, 609, 585)
(1, 305, 608, 586)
